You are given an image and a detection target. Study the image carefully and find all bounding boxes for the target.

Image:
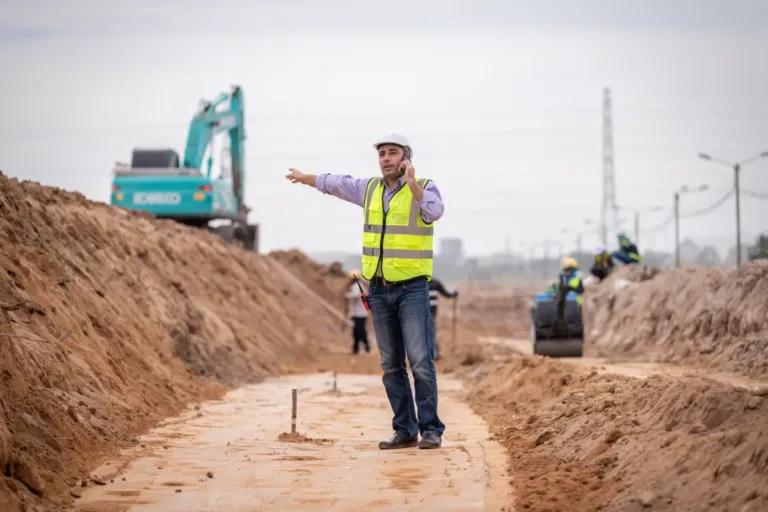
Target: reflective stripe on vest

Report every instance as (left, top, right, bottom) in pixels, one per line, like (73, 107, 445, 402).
(361, 177, 434, 283)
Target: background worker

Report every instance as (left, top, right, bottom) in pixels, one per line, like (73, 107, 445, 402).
(343, 269, 370, 354)
(612, 233, 641, 265)
(428, 277, 458, 360)
(284, 132, 446, 450)
(590, 247, 615, 281)
(550, 256, 584, 306)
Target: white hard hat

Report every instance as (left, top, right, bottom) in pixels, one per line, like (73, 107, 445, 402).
(373, 132, 413, 158)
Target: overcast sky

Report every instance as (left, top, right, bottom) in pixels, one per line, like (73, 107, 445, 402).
(1, 0, 767, 258)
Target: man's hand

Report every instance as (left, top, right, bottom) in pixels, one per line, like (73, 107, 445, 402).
(401, 160, 416, 183)
(285, 168, 317, 187)
(286, 168, 306, 184)
(402, 160, 423, 201)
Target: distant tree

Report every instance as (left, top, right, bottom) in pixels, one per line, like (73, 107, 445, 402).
(748, 232, 768, 261)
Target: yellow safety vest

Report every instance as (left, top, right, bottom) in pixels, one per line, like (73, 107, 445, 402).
(568, 275, 584, 305)
(361, 177, 434, 282)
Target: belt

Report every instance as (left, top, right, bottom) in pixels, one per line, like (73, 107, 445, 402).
(369, 275, 427, 287)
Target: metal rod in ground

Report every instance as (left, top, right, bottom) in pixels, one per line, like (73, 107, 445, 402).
(333, 371, 337, 392)
(451, 299, 458, 357)
(291, 389, 297, 433)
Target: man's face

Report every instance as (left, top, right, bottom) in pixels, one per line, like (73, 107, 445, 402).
(378, 144, 405, 179)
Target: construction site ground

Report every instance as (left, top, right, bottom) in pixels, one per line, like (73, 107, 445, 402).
(1, 172, 768, 512)
(73, 372, 512, 512)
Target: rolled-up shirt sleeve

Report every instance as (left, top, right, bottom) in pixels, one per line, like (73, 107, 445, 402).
(415, 181, 444, 223)
(316, 174, 369, 208)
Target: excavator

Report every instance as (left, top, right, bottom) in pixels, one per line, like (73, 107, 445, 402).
(109, 85, 258, 251)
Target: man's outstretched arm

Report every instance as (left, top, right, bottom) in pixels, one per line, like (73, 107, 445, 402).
(286, 168, 368, 208)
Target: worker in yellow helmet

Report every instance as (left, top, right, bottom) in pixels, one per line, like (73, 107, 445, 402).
(546, 256, 585, 306)
(285, 132, 446, 450)
(560, 256, 584, 305)
(344, 269, 370, 354)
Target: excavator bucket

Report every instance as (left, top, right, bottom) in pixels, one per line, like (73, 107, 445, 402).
(530, 291, 584, 358)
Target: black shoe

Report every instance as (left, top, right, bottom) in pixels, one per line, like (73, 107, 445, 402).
(378, 432, 418, 450)
(419, 431, 442, 449)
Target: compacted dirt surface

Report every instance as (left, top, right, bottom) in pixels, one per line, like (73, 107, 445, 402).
(2, 172, 768, 511)
(73, 373, 512, 511)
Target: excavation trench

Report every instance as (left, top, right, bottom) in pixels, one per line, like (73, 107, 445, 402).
(73, 373, 513, 512)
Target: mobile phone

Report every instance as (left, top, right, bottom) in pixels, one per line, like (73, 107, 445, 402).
(398, 155, 410, 176)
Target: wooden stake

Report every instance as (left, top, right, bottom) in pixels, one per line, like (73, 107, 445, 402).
(291, 389, 297, 433)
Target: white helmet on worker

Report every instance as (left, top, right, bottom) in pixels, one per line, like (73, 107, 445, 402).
(373, 132, 413, 159)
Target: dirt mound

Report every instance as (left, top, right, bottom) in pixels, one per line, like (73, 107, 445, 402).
(468, 354, 768, 512)
(269, 249, 349, 312)
(584, 262, 768, 377)
(0, 173, 348, 510)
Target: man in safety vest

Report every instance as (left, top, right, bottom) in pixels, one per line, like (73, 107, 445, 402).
(546, 256, 584, 305)
(285, 132, 446, 450)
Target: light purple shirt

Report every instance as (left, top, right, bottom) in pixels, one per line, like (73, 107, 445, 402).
(315, 174, 445, 223)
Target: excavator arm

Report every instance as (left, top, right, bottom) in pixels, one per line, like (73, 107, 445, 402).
(182, 86, 246, 211)
(110, 85, 256, 251)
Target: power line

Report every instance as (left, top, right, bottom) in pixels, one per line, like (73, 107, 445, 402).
(643, 215, 674, 234)
(640, 189, 736, 235)
(743, 190, 768, 200)
(680, 190, 734, 218)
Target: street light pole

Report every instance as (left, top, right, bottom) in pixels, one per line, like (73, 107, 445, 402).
(673, 184, 710, 268)
(634, 212, 640, 245)
(699, 150, 768, 266)
(734, 163, 741, 265)
(674, 192, 680, 268)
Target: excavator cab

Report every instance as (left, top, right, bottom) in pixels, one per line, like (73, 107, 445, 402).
(530, 279, 584, 357)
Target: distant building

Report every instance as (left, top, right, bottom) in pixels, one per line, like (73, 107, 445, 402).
(439, 237, 464, 265)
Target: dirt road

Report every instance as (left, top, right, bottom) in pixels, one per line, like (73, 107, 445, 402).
(73, 373, 512, 512)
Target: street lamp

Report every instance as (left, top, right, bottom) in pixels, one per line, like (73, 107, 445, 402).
(698, 150, 768, 265)
(674, 184, 710, 268)
(615, 204, 664, 246)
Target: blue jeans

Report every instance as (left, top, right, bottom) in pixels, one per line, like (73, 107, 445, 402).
(429, 306, 440, 359)
(367, 277, 445, 439)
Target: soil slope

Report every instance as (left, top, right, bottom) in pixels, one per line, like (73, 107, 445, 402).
(0, 173, 347, 511)
(467, 355, 768, 512)
(584, 262, 768, 377)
